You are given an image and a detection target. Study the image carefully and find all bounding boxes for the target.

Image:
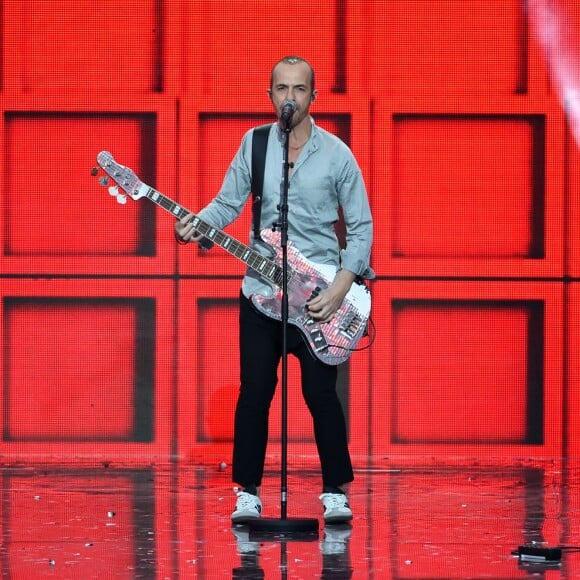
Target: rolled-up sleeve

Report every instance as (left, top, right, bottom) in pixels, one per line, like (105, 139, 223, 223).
(197, 131, 253, 229)
(337, 159, 375, 280)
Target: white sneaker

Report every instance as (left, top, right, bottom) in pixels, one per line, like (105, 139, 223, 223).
(231, 491, 262, 523)
(319, 493, 353, 523)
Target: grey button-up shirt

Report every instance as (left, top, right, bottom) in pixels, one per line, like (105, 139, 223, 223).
(198, 119, 374, 299)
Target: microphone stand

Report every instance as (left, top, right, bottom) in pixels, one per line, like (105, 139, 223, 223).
(247, 114, 319, 538)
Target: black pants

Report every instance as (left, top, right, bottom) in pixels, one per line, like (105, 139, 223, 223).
(232, 292, 354, 488)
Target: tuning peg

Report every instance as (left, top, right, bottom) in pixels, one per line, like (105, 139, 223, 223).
(91, 167, 99, 176)
(108, 185, 127, 204)
(99, 176, 110, 187)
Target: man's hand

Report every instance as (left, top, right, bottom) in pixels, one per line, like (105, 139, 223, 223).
(306, 269, 356, 323)
(175, 212, 204, 244)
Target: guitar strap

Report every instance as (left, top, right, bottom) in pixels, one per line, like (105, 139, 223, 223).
(251, 124, 272, 239)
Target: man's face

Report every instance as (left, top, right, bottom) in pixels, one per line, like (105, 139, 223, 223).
(268, 61, 317, 128)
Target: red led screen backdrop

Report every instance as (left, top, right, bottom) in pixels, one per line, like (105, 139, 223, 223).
(0, 0, 577, 464)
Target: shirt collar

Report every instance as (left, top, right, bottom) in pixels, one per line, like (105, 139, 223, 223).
(275, 116, 318, 150)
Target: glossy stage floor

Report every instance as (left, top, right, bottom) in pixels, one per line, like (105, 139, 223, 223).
(3, 459, 579, 578)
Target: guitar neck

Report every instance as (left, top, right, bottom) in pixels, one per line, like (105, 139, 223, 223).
(143, 184, 284, 287)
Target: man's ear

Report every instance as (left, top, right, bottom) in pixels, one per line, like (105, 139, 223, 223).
(311, 91, 317, 102)
(267, 89, 273, 101)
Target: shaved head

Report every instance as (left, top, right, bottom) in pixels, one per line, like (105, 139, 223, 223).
(270, 55, 315, 92)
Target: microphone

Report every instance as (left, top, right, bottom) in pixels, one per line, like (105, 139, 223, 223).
(281, 99, 297, 122)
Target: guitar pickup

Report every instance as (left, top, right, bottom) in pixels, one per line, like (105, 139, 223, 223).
(299, 314, 329, 351)
(308, 326, 329, 352)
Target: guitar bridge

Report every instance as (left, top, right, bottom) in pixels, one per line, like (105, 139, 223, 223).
(339, 311, 363, 339)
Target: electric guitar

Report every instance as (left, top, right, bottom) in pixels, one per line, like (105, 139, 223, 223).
(95, 151, 371, 365)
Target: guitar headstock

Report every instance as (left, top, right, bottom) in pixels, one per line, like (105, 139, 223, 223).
(93, 151, 145, 205)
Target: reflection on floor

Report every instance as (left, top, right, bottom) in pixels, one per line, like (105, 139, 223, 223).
(2, 460, 579, 578)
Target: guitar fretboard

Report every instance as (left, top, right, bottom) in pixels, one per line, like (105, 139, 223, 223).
(145, 186, 285, 287)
